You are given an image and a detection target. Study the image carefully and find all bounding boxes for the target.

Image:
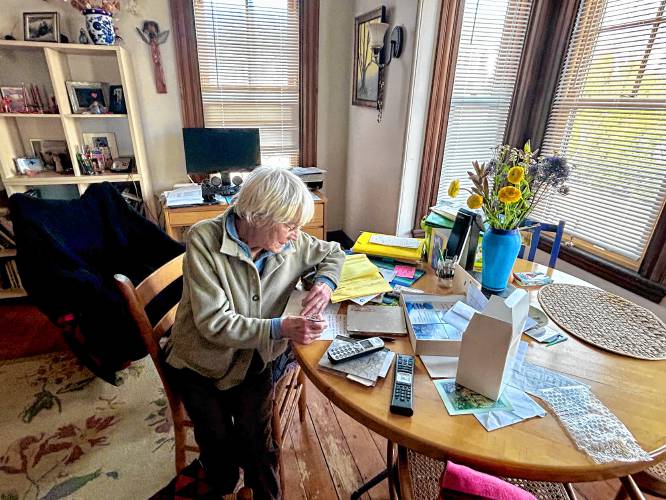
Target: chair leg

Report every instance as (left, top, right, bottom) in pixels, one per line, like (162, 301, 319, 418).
(297, 369, 307, 423)
(278, 448, 285, 498)
(174, 424, 187, 473)
(619, 476, 647, 500)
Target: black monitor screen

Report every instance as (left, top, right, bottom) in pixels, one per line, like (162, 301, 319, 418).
(183, 128, 261, 174)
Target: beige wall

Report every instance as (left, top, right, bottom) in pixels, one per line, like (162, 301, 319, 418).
(344, 0, 419, 239)
(318, 0, 353, 231)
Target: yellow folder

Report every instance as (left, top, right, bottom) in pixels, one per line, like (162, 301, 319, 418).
(331, 254, 392, 303)
(351, 232, 425, 263)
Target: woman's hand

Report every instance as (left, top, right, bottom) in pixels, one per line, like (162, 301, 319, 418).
(300, 281, 333, 317)
(281, 316, 328, 344)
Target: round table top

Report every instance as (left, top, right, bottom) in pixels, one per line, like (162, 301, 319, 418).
(293, 259, 666, 482)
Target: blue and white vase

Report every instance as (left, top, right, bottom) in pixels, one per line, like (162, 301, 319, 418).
(83, 9, 116, 46)
(481, 227, 522, 292)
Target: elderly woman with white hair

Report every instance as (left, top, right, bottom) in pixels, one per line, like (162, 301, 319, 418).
(165, 166, 344, 499)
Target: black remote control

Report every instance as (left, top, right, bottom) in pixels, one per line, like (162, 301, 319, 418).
(390, 354, 414, 416)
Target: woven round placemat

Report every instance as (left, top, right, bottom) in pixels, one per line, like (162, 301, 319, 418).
(538, 284, 666, 360)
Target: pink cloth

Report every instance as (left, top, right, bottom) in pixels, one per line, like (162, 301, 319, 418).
(439, 461, 536, 500)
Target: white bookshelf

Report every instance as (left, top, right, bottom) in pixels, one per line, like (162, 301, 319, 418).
(0, 40, 154, 214)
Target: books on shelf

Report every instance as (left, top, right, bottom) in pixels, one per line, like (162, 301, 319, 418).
(513, 272, 553, 287)
(0, 259, 23, 291)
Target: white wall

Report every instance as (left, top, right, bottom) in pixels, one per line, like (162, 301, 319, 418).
(318, 0, 353, 231)
(344, 0, 420, 239)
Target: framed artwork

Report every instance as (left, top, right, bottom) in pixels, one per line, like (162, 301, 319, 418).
(65, 81, 108, 114)
(15, 157, 45, 175)
(29, 139, 72, 173)
(23, 12, 60, 43)
(352, 6, 386, 107)
(82, 132, 119, 163)
(1, 86, 27, 113)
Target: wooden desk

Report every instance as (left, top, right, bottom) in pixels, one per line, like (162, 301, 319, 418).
(293, 260, 666, 483)
(161, 192, 327, 242)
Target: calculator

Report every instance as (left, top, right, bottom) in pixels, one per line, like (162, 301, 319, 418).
(327, 337, 385, 364)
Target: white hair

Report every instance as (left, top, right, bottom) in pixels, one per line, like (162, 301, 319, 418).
(232, 166, 314, 227)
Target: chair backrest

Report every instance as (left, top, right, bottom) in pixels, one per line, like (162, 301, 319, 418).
(114, 253, 184, 407)
(518, 220, 566, 269)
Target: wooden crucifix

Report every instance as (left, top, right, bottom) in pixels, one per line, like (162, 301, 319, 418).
(136, 21, 170, 94)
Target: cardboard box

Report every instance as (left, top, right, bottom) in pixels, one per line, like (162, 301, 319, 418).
(455, 289, 529, 400)
(399, 265, 479, 356)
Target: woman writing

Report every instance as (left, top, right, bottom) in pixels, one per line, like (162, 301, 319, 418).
(166, 166, 344, 499)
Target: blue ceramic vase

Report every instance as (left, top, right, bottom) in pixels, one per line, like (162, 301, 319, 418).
(83, 9, 116, 45)
(481, 227, 521, 292)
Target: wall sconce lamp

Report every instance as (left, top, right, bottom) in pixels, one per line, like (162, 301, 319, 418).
(367, 23, 404, 122)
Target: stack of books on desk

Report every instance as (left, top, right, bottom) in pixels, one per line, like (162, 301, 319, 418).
(318, 336, 394, 386)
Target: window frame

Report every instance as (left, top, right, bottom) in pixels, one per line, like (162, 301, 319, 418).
(415, 0, 666, 301)
(170, 0, 319, 166)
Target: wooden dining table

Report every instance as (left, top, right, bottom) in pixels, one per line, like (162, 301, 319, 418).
(292, 259, 666, 488)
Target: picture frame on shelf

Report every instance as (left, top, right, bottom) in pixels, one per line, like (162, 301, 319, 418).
(23, 12, 60, 43)
(14, 157, 46, 176)
(82, 132, 119, 168)
(109, 85, 127, 114)
(29, 139, 73, 174)
(1, 87, 27, 113)
(65, 81, 108, 114)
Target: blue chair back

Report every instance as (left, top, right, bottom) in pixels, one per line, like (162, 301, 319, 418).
(518, 219, 566, 269)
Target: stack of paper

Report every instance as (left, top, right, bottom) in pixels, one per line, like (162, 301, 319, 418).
(352, 232, 425, 263)
(281, 288, 345, 340)
(318, 335, 395, 386)
(162, 184, 204, 207)
(331, 254, 392, 303)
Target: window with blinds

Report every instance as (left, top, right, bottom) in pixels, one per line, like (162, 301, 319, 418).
(436, 0, 533, 202)
(536, 0, 666, 268)
(192, 0, 300, 167)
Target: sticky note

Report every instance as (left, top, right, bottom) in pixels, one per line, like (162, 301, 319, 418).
(395, 265, 416, 279)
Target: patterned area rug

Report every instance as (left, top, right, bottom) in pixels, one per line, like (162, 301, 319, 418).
(0, 352, 174, 499)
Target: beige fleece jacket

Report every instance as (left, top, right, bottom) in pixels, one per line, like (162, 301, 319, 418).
(165, 210, 344, 390)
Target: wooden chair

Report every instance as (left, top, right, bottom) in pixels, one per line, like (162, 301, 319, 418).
(395, 444, 578, 500)
(615, 462, 666, 499)
(518, 219, 566, 269)
(114, 253, 307, 495)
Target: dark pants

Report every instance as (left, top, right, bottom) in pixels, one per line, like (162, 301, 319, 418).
(171, 353, 280, 500)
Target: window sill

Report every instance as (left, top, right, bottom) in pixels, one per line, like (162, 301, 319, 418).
(539, 236, 666, 303)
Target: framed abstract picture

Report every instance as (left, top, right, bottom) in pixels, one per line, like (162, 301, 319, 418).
(352, 6, 386, 107)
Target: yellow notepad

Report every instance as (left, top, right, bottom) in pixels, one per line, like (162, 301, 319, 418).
(331, 254, 392, 303)
(351, 232, 425, 263)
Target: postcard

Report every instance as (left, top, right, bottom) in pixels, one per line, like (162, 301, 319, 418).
(434, 379, 513, 415)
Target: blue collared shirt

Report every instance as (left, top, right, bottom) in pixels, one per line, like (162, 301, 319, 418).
(225, 212, 335, 340)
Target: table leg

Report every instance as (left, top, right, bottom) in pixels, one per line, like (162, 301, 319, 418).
(618, 476, 647, 500)
(350, 440, 397, 500)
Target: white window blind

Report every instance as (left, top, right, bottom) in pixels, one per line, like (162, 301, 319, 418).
(536, 0, 666, 266)
(437, 0, 533, 202)
(193, 0, 300, 167)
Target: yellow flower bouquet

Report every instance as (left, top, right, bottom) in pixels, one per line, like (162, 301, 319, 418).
(448, 141, 570, 231)
(447, 141, 570, 291)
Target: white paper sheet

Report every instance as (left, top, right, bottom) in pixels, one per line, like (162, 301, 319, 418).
(379, 268, 397, 283)
(318, 314, 347, 341)
(283, 289, 340, 317)
(441, 301, 476, 332)
(349, 294, 379, 306)
(466, 285, 489, 312)
(369, 234, 421, 249)
(474, 385, 546, 431)
(379, 351, 395, 378)
(420, 355, 458, 378)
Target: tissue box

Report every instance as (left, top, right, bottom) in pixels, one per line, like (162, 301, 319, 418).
(399, 265, 479, 356)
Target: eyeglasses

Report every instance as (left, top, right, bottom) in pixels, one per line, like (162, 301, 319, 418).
(284, 223, 302, 232)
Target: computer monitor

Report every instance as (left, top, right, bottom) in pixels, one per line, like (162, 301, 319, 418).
(182, 128, 261, 175)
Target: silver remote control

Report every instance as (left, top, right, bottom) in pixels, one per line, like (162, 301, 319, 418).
(327, 337, 385, 364)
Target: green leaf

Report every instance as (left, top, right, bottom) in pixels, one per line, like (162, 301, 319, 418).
(39, 469, 102, 500)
